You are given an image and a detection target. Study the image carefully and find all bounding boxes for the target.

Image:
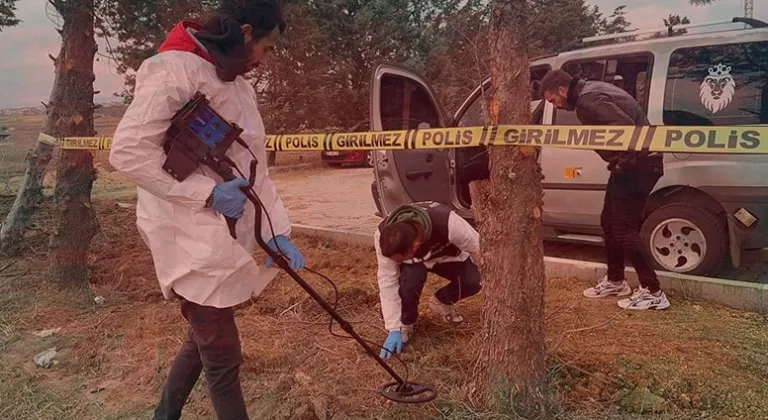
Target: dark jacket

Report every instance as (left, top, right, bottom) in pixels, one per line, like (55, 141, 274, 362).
(567, 78, 663, 175)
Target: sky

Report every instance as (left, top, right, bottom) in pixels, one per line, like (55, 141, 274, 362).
(0, 0, 764, 108)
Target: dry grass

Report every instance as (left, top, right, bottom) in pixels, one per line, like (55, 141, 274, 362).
(1, 197, 768, 419)
(0, 111, 326, 199)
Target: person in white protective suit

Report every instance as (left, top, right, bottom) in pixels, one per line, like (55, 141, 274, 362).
(108, 2, 304, 419)
(374, 201, 483, 360)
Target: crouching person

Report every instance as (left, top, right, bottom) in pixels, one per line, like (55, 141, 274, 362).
(374, 201, 483, 359)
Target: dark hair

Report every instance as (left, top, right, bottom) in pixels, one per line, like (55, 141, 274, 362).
(217, 0, 287, 41)
(379, 222, 419, 258)
(539, 69, 574, 96)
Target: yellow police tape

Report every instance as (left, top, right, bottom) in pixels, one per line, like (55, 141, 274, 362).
(56, 125, 768, 154)
(57, 136, 113, 150)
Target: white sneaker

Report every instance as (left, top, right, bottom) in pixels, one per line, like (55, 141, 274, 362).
(429, 295, 464, 324)
(583, 276, 632, 298)
(401, 324, 413, 344)
(618, 288, 671, 310)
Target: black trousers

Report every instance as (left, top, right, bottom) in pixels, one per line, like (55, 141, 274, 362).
(602, 170, 662, 293)
(153, 299, 248, 420)
(399, 258, 483, 325)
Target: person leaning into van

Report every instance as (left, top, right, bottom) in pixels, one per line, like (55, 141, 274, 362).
(374, 201, 483, 359)
(539, 69, 670, 311)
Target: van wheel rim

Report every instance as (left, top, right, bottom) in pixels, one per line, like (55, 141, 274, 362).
(649, 218, 707, 272)
(366, 151, 374, 167)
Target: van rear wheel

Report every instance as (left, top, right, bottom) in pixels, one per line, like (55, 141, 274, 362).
(640, 203, 728, 277)
(362, 151, 375, 168)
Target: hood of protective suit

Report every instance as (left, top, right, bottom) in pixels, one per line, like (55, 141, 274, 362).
(109, 24, 292, 309)
(159, 16, 251, 82)
(384, 204, 433, 241)
(158, 21, 214, 63)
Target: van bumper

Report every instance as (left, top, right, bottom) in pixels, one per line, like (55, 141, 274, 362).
(700, 186, 768, 249)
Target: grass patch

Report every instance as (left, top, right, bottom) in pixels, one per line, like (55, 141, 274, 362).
(2, 195, 768, 419)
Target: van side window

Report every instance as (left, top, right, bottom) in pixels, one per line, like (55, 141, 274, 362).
(663, 41, 768, 125)
(457, 65, 551, 127)
(380, 74, 441, 130)
(554, 54, 652, 125)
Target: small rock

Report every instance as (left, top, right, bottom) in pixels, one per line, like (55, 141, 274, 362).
(276, 374, 295, 394)
(33, 328, 61, 338)
(620, 386, 667, 414)
(294, 372, 312, 386)
(691, 394, 702, 408)
(94, 296, 105, 305)
(294, 404, 319, 420)
(34, 347, 58, 368)
(273, 405, 294, 420)
(591, 372, 609, 384)
(117, 202, 135, 209)
(679, 393, 692, 409)
(312, 396, 329, 420)
(693, 305, 702, 311)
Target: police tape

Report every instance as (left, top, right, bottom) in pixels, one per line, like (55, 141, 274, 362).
(56, 125, 768, 154)
(57, 136, 113, 150)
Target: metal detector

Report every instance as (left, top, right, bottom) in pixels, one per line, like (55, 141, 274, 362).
(161, 92, 437, 404)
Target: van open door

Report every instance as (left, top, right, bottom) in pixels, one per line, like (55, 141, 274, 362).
(370, 64, 453, 217)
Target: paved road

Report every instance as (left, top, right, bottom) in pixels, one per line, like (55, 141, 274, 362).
(271, 166, 768, 283)
(271, 166, 380, 234)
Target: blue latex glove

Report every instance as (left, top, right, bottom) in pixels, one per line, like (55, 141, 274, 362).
(379, 331, 403, 359)
(211, 178, 249, 219)
(266, 235, 305, 271)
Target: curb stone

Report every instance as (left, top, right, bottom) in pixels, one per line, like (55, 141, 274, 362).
(291, 224, 768, 314)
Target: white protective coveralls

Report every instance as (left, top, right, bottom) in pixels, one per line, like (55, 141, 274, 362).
(374, 210, 480, 332)
(109, 22, 291, 309)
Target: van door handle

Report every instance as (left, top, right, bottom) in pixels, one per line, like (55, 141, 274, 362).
(406, 170, 433, 181)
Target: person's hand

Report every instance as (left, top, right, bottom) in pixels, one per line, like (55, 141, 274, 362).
(210, 178, 249, 218)
(379, 330, 403, 359)
(266, 235, 305, 271)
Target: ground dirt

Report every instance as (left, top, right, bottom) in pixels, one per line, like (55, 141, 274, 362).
(1, 195, 768, 420)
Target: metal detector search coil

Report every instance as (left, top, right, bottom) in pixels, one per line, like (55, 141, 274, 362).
(159, 93, 437, 404)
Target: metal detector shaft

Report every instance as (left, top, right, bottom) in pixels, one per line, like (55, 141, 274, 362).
(242, 190, 408, 386)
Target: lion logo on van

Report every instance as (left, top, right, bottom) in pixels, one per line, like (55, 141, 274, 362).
(699, 63, 735, 114)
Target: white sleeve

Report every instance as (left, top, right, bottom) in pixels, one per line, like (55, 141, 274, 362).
(448, 211, 481, 264)
(374, 228, 403, 332)
(109, 55, 216, 209)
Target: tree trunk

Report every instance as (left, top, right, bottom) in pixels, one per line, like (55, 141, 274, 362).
(47, 0, 100, 285)
(469, 0, 549, 416)
(0, 44, 73, 255)
(0, 140, 54, 255)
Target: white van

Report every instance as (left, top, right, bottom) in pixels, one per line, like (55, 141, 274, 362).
(369, 17, 768, 277)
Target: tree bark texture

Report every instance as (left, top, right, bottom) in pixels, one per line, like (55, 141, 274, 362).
(469, 1, 549, 416)
(0, 140, 54, 255)
(47, 0, 100, 285)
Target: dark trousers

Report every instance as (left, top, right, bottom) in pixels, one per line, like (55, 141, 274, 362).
(399, 258, 483, 325)
(153, 299, 248, 420)
(602, 171, 662, 293)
